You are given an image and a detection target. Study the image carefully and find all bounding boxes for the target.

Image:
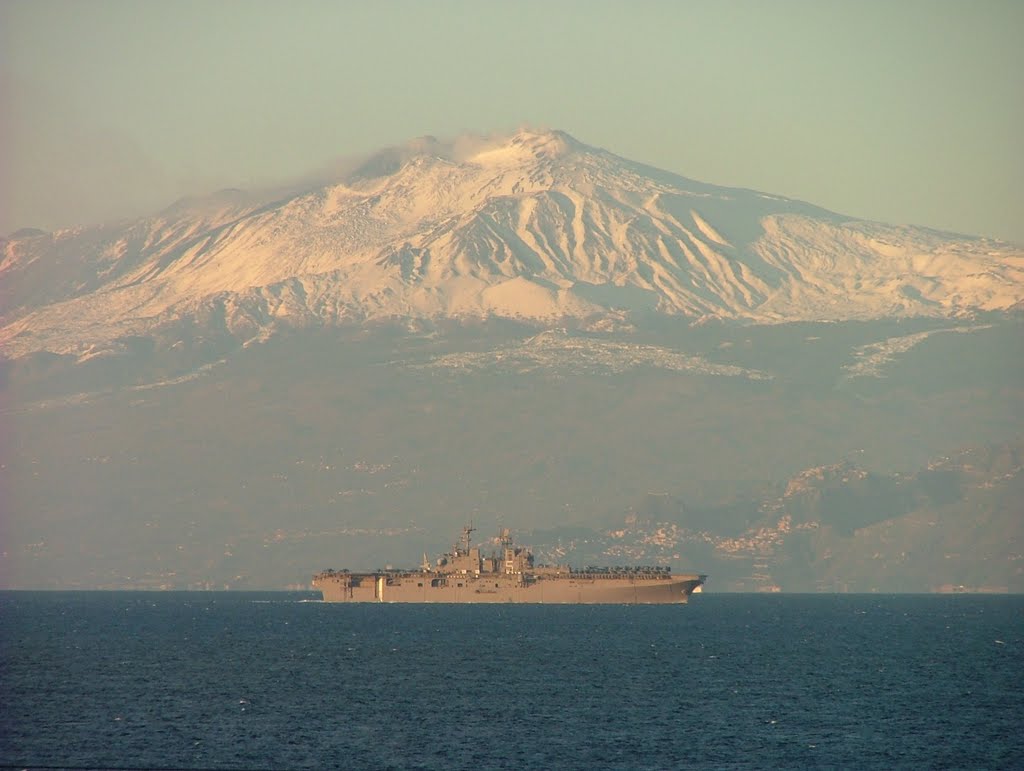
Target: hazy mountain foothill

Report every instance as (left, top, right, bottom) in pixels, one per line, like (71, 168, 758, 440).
(2, 129, 1021, 592)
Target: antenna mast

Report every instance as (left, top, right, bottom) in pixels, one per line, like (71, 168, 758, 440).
(461, 522, 475, 553)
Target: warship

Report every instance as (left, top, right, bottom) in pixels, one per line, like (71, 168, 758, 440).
(313, 525, 706, 604)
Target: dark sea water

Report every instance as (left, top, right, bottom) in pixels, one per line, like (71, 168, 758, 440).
(1, 593, 1022, 771)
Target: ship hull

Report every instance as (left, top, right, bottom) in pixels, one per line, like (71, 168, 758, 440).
(314, 574, 705, 604)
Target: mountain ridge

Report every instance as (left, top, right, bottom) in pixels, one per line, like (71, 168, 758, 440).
(528, 440, 1024, 593)
(3, 129, 1022, 361)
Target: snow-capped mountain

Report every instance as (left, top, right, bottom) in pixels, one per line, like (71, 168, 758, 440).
(2, 128, 1022, 359)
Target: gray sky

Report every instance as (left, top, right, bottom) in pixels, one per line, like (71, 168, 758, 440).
(2, 0, 1022, 242)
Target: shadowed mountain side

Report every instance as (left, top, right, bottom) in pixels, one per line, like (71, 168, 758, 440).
(2, 321, 1021, 590)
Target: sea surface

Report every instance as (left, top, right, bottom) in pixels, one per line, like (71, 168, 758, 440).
(1, 592, 1022, 770)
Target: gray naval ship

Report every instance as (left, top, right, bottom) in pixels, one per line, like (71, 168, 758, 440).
(313, 525, 706, 604)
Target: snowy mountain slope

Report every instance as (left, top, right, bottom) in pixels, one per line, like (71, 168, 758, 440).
(2, 128, 1022, 359)
(413, 328, 773, 379)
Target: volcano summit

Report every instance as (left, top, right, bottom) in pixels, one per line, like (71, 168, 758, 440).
(3, 129, 1022, 361)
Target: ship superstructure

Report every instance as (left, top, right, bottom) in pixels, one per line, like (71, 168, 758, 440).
(313, 525, 705, 604)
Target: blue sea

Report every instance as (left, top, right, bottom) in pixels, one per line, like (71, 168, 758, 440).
(1, 593, 1022, 770)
